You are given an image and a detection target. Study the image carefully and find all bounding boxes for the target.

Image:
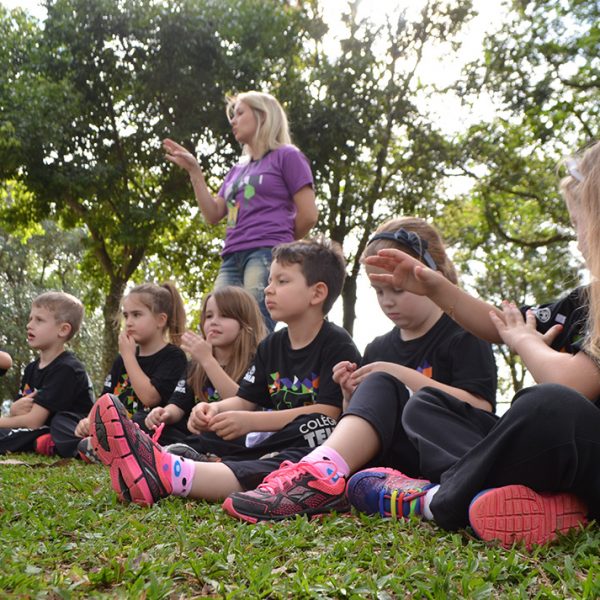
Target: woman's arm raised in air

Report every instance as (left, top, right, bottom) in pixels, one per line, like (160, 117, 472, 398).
(163, 138, 227, 225)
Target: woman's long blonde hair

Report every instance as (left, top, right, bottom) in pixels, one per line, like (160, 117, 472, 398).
(362, 216, 459, 285)
(561, 141, 600, 363)
(226, 91, 292, 160)
(187, 286, 267, 401)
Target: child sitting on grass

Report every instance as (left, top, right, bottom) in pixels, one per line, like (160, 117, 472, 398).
(145, 285, 267, 451)
(222, 217, 498, 522)
(50, 282, 187, 459)
(347, 142, 600, 549)
(0, 292, 93, 454)
(88, 237, 360, 506)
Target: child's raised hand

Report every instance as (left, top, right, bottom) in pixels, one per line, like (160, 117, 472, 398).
(188, 401, 219, 434)
(118, 330, 137, 358)
(364, 248, 437, 296)
(74, 416, 90, 438)
(489, 302, 558, 353)
(181, 331, 213, 365)
(163, 138, 202, 176)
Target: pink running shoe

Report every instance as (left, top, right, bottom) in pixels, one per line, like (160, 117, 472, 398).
(223, 460, 349, 523)
(34, 433, 56, 456)
(89, 394, 188, 506)
(346, 467, 434, 519)
(469, 485, 588, 549)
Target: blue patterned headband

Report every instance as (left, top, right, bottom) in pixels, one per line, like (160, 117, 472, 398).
(367, 228, 437, 271)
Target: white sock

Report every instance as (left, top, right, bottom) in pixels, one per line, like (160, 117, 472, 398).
(422, 485, 440, 520)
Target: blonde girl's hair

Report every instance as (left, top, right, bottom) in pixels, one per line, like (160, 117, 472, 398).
(187, 286, 267, 401)
(560, 140, 600, 363)
(127, 282, 186, 346)
(226, 91, 292, 160)
(362, 216, 459, 285)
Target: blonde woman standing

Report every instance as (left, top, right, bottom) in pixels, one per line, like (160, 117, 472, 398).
(164, 91, 318, 331)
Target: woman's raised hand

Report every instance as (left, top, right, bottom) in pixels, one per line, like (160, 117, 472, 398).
(163, 138, 203, 176)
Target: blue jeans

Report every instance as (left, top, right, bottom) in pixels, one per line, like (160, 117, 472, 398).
(214, 247, 275, 332)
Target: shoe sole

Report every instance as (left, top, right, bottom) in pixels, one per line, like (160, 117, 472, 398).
(469, 485, 588, 549)
(222, 495, 350, 523)
(90, 394, 168, 506)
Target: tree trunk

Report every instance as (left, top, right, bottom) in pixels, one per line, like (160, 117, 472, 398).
(342, 273, 357, 336)
(101, 277, 127, 379)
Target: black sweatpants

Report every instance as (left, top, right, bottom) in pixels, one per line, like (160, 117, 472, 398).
(341, 372, 496, 480)
(0, 426, 49, 454)
(218, 413, 338, 489)
(429, 384, 600, 530)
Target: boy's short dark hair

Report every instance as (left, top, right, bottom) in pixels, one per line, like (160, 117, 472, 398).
(32, 292, 84, 341)
(272, 236, 346, 314)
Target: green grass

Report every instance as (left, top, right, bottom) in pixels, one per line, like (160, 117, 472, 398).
(1, 457, 599, 599)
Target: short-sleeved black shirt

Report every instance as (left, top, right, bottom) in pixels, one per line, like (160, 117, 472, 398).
(238, 320, 361, 411)
(521, 286, 587, 355)
(102, 343, 186, 414)
(168, 362, 225, 418)
(20, 351, 94, 420)
(363, 314, 497, 409)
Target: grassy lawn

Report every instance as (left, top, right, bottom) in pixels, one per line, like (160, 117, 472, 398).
(1, 456, 598, 599)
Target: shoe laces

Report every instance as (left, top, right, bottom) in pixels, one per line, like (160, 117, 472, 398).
(258, 460, 338, 494)
(151, 423, 165, 443)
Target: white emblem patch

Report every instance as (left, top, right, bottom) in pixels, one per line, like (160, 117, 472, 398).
(534, 307, 552, 323)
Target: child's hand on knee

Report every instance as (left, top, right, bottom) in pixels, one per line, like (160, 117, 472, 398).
(75, 416, 90, 438)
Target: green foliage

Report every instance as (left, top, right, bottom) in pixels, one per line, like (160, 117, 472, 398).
(0, 457, 598, 597)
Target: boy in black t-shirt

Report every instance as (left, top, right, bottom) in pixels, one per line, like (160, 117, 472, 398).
(0, 292, 94, 454)
(87, 237, 361, 507)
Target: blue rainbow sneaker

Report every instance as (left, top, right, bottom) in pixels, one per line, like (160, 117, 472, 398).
(223, 460, 349, 523)
(89, 394, 191, 506)
(469, 485, 588, 549)
(347, 467, 434, 519)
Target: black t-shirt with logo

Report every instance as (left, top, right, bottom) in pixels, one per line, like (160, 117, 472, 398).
(363, 314, 497, 410)
(521, 286, 587, 354)
(168, 362, 225, 418)
(102, 343, 186, 415)
(21, 351, 94, 421)
(238, 320, 361, 411)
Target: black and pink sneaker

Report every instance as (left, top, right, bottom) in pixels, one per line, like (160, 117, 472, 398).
(89, 394, 182, 506)
(223, 460, 349, 522)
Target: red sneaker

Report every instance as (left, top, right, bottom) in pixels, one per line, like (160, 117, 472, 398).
(469, 485, 588, 549)
(34, 433, 56, 456)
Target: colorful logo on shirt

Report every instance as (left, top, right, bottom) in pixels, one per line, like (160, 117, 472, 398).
(19, 383, 34, 398)
(268, 371, 320, 410)
(417, 361, 433, 379)
(226, 175, 262, 228)
(203, 385, 221, 403)
(112, 373, 136, 415)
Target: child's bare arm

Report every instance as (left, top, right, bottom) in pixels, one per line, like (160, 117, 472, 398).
(210, 403, 341, 440)
(0, 351, 12, 372)
(0, 403, 50, 429)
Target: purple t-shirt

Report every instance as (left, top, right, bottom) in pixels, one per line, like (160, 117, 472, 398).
(218, 145, 314, 255)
